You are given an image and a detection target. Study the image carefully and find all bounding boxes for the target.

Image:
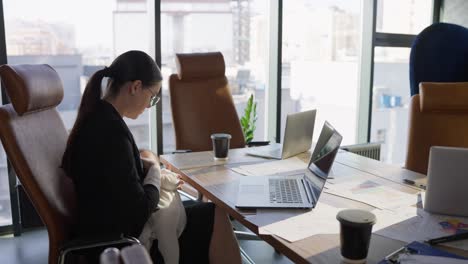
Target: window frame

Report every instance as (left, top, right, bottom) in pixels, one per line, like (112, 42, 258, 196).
(362, 0, 442, 142)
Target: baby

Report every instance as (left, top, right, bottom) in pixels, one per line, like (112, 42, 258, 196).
(139, 151, 187, 264)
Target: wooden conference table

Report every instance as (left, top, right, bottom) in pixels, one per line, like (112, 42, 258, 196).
(160, 148, 465, 263)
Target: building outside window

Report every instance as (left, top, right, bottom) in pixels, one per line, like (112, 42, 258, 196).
(160, 0, 270, 152)
(370, 0, 432, 164)
(1, 0, 155, 226)
(281, 0, 362, 146)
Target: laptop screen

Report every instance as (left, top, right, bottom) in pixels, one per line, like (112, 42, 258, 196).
(305, 127, 343, 202)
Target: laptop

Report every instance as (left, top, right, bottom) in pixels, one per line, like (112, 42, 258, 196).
(236, 122, 342, 209)
(425, 146, 468, 217)
(246, 110, 317, 159)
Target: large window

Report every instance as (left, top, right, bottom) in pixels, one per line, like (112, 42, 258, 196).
(0, 133, 11, 226)
(2, 0, 155, 226)
(4, 0, 154, 148)
(281, 1, 362, 145)
(442, 0, 468, 27)
(160, 0, 270, 152)
(369, 0, 433, 164)
(376, 0, 432, 34)
(370, 47, 411, 164)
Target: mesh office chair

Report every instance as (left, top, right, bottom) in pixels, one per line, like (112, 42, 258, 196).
(0, 64, 138, 264)
(405, 82, 468, 174)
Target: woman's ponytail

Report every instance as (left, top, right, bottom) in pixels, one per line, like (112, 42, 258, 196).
(61, 68, 108, 175)
(79, 68, 107, 117)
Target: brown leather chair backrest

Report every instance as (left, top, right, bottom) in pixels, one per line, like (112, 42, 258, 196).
(405, 82, 468, 174)
(169, 52, 245, 151)
(0, 64, 76, 264)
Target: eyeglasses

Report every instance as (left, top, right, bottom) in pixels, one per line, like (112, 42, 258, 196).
(146, 89, 160, 107)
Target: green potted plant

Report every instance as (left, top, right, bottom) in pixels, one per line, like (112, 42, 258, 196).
(240, 94, 257, 145)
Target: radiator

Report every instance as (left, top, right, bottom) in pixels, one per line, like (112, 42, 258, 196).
(340, 143, 381, 161)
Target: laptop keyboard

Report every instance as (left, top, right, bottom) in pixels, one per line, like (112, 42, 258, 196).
(269, 179, 303, 204)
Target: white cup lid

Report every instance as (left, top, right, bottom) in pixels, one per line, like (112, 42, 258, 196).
(336, 209, 376, 226)
(211, 133, 232, 139)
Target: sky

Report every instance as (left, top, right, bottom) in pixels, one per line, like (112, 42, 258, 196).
(4, 0, 116, 49)
(4, 0, 361, 51)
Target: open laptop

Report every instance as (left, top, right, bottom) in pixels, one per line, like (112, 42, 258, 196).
(246, 110, 316, 159)
(425, 146, 468, 217)
(236, 122, 342, 209)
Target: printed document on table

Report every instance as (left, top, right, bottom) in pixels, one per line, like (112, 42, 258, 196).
(258, 203, 342, 242)
(231, 157, 307, 176)
(324, 179, 420, 210)
(375, 209, 468, 251)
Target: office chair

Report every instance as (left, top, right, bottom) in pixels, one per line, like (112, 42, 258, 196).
(0, 64, 138, 264)
(410, 23, 468, 96)
(169, 52, 246, 152)
(405, 82, 468, 174)
(168, 53, 262, 261)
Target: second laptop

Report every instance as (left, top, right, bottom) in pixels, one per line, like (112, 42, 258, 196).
(246, 109, 317, 159)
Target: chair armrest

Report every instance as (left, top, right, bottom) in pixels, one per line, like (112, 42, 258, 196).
(247, 141, 270, 147)
(59, 234, 140, 264)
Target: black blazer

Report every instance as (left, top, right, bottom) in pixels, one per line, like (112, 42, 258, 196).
(67, 100, 159, 238)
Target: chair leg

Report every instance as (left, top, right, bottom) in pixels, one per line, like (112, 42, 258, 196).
(177, 190, 197, 201)
(235, 231, 262, 241)
(240, 246, 256, 264)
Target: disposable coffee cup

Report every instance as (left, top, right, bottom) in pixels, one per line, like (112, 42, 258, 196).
(211, 133, 231, 161)
(336, 209, 376, 264)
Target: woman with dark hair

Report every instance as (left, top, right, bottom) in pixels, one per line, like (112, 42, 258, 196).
(62, 50, 241, 263)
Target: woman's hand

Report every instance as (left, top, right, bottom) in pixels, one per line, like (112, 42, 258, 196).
(160, 169, 185, 191)
(140, 149, 160, 174)
(141, 157, 159, 174)
(176, 174, 185, 190)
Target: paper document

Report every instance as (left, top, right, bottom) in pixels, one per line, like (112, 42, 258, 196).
(375, 209, 468, 251)
(372, 207, 420, 232)
(231, 157, 307, 176)
(258, 203, 342, 242)
(324, 179, 420, 210)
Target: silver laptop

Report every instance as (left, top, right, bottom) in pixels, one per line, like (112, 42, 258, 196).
(246, 110, 316, 159)
(236, 122, 342, 209)
(425, 146, 468, 217)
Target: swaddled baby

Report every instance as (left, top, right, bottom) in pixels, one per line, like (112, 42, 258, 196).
(139, 168, 187, 264)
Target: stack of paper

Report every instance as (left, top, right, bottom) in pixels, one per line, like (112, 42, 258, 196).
(231, 157, 307, 176)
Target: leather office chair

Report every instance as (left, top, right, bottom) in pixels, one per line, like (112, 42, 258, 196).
(0, 64, 138, 264)
(168, 53, 263, 256)
(169, 52, 246, 152)
(405, 82, 468, 174)
(410, 23, 468, 96)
